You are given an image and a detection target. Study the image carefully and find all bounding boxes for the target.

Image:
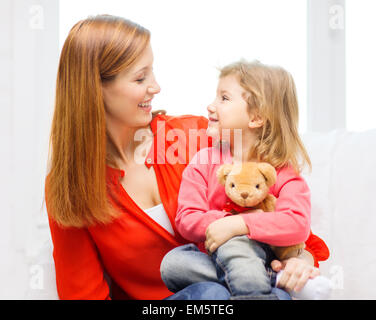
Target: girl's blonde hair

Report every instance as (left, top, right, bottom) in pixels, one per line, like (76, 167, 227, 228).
(46, 15, 151, 228)
(220, 60, 311, 174)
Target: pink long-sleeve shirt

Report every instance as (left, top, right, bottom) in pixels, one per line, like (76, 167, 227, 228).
(176, 146, 311, 251)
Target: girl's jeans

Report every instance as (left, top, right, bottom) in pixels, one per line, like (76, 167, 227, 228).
(161, 235, 291, 300)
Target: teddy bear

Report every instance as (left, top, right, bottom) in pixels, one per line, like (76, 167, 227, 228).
(217, 162, 305, 261)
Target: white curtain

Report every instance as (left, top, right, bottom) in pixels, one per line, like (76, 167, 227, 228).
(0, 0, 59, 299)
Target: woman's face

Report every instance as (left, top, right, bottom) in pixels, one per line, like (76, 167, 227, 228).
(102, 43, 161, 129)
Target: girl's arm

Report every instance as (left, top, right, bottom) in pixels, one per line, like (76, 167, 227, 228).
(240, 166, 311, 246)
(175, 149, 230, 243)
(205, 212, 255, 253)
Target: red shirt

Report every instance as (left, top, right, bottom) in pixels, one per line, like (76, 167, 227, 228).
(46, 114, 329, 300)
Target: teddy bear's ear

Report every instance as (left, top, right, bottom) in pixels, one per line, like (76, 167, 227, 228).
(216, 164, 233, 185)
(257, 162, 277, 187)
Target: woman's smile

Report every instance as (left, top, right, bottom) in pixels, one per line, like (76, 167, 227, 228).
(138, 99, 153, 112)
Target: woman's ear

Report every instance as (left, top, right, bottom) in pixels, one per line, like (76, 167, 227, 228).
(248, 112, 264, 129)
(257, 162, 276, 187)
(101, 83, 110, 110)
(216, 164, 233, 185)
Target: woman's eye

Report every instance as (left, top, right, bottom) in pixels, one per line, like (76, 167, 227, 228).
(231, 183, 235, 188)
(136, 78, 145, 83)
(222, 95, 228, 101)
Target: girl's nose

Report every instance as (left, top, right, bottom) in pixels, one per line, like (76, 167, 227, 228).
(207, 103, 216, 113)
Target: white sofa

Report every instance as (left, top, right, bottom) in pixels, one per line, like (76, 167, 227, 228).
(25, 129, 376, 300)
(301, 129, 376, 299)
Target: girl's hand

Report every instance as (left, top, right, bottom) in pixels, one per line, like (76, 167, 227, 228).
(271, 255, 320, 292)
(205, 215, 248, 254)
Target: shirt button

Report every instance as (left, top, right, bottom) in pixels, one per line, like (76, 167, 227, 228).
(146, 158, 152, 164)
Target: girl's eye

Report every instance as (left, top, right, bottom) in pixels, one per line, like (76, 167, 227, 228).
(222, 95, 229, 101)
(255, 184, 260, 189)
(231, 183, 235, 188)
(136, 78, 145, 83)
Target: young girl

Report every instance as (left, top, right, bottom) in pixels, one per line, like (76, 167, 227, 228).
(160, 60, 331, 300)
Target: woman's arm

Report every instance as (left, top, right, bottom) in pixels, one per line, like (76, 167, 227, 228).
(271, 249, 319, 292)
(48, 217, 111, 300)
(271, 232, 330, 292)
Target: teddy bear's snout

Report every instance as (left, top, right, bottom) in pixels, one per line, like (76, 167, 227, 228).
(240, 192, 249, 199)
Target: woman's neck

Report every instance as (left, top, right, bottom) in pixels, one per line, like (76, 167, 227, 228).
(106, 119, 153, 167)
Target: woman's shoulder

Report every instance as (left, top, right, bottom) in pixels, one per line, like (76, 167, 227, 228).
(151, 113, 212, 162)
(152, 113, 209, 132)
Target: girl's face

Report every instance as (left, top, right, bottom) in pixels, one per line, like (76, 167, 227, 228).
(207, 75, 251, 140)
(102, 43, 161, 129)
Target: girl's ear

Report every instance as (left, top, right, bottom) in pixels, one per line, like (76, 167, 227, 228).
(248, 112, 264, 129)
(216, 164, 233, 185)
(257, 162, 277, 187)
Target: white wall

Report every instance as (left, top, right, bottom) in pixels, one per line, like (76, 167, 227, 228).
(0, 0, 59, 299)
(59, 0, 309, 132)
(307, 0, 346, 132)
(346, 0, 376, 132)
(0, 0, 15, 300)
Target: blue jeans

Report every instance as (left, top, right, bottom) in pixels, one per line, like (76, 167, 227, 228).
(165, 281, 290, 300)
(161, 236, 291, 300)
(165, 282, 231, 300)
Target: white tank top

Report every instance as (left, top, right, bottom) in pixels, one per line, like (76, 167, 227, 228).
(144, 203, 175, 236)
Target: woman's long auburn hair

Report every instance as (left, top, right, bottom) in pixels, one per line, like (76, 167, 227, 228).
(46, 15, 151, 228)
(220, 60, 311, 174)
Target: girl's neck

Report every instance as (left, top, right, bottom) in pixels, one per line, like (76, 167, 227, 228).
(230, 129, 259, 163)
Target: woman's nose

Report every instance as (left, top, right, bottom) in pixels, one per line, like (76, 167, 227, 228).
(148, 73, 161, 95)
(148, 82, 161, 95)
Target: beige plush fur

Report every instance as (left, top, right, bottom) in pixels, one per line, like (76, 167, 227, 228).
(217, 162, 305, 261)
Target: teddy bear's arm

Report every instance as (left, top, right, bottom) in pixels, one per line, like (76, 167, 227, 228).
(261, 194, 276, 212)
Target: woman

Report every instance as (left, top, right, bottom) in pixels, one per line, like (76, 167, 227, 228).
(45, 14, 329, 300)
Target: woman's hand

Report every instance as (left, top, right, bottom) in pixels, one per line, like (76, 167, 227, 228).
(271, 252, 320, 292)
(205, 215, 249, 254)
